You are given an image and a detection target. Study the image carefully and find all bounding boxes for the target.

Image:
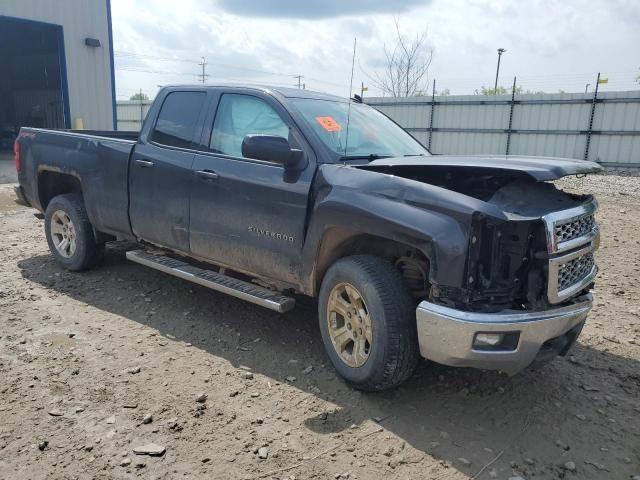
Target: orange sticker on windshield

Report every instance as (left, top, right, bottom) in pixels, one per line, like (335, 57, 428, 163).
(315, 116, 342, 132)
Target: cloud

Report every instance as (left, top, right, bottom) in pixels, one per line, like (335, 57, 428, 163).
(111, 0, 640, 100)
(214, 0, 428, 19)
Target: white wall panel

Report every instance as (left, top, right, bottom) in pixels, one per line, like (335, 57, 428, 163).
(116, 101, 152, 131)
(367, 91, 640, 166)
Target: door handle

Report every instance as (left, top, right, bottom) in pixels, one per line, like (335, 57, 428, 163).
(135, 159, 154, 168)
(194, 170, 219, 180)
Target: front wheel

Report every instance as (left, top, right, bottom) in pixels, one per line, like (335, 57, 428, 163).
(44, 193, 102, 271)
(318, 255, 420, 391)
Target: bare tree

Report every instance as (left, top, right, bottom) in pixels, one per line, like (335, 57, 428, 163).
(367, 20, 433, 97)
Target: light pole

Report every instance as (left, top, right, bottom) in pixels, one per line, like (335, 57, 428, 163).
(494, 48, 506, 92)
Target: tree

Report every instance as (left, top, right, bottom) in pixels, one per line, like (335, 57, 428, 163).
(474, 86, 510, 95)
(474, 85, 544, 95)
(367, 20, 433, 97)
(130, 92, 149, 101)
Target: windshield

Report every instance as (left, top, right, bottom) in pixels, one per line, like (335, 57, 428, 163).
(289, 98, 429, 159)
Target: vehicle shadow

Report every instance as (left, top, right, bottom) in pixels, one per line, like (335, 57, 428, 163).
(17, 244, 640, 479)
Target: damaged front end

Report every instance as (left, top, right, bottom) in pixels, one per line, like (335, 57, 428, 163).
(432, 211, 549, 310)
(416, 176, 600, 374)
(432, 180, 599, 312)
(352, 158, 601, 310)
(347, 155, 601, 373)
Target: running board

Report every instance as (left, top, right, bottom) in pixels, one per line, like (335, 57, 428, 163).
(125, 250, 295, 313)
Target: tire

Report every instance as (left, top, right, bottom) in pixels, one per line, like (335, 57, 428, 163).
(318, 255, 420, 391)
(44, 193, 101, 271)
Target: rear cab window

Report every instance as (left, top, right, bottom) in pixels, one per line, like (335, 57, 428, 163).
(151, 91, 206, 149)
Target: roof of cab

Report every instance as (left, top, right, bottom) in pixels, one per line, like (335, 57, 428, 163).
(160, 84, 344, 102)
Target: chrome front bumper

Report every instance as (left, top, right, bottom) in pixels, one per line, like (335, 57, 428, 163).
(416, 294, 592, 375)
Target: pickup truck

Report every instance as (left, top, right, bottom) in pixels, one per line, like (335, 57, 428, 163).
(14, 85, 601, 390)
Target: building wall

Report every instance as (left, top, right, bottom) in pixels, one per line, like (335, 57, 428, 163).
(367, 91, 640, 167)
(116, 100, 153, 131)
(0, 0, 115, 129)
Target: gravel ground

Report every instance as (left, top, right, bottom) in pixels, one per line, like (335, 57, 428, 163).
(556, 172, 640, 196)
(0, 151, 18, 184)
(0, 175, 639, 480)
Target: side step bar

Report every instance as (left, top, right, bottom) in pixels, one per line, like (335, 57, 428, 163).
(126, 250, 295, 313)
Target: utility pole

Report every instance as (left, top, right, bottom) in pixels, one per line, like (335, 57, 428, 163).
(138, 88, 144, 126)
(584, 72, 600, 161)
(199, 56, 207, 84)
(494, 48, 506, 91)
(294, 75, 304, 89)
(360, 82, 368, 99)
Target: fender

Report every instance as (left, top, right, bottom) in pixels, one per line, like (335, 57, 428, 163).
(301, 164, 510, 295)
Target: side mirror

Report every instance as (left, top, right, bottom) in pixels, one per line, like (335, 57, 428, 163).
(241, 134, 304, 168)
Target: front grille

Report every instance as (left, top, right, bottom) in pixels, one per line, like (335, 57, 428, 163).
(554, 214, 595, 246)
(557, 253, 595, 292)
(544, 199, 599, 304)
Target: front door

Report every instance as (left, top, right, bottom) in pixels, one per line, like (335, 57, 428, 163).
(129, 90, 207, 251)
(189, 91, 314, 286)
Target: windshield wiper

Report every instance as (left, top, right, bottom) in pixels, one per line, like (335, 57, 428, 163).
(339, 154, 390, 162)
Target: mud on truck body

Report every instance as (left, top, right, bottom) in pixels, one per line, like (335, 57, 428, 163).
(14, 85, 600, 390)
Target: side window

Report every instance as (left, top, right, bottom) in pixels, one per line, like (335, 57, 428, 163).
(210, 94, 291, 158)
(151, 91, 206, 149)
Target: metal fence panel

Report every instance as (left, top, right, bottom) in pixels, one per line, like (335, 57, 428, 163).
(367, 90, 640, 166)
(116, 101, 152, 131)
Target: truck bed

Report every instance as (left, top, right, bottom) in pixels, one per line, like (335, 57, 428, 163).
(16, 127, 137, 239)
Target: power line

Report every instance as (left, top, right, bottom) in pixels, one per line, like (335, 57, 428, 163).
(115, 50, 299, 79)
(115, 50, 356, 90)
(117, 68, 309, 90)
(116, 64, 347, 91)
(117, 66, 196, 77)
(303, 75, 350, 88)
(115, 51, 199, 64)
(115, 49, 640, 95)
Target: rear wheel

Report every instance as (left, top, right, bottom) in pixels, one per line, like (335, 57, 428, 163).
(318, 255, 420, 391)
(44, 194, 102, 271)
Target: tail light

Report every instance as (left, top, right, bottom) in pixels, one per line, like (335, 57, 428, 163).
(14, 139, 21, 172)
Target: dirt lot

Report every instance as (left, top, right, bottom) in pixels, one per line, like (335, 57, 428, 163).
(0, 177, 638, 480)
(0, 152, 18, 184)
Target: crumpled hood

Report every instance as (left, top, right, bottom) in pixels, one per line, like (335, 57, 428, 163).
(360, 154, 603, 182)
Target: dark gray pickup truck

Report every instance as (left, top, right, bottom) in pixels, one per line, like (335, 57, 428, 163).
(14, 85, 601, 390)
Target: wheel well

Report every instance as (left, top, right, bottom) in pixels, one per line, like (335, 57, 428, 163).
(38, 171, 83, 211)
(314, 231, 430, 299)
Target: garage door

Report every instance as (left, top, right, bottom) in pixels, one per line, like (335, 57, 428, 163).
(0, 15, 70, 151)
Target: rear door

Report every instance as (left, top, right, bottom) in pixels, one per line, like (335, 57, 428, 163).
(129, 90, 208, 251)
(188, 90, 315, 286)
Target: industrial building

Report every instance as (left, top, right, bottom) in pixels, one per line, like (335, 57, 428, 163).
(0, 0, 116, 153)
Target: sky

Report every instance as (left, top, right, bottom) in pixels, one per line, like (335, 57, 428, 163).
(111, 0, 640, 100)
